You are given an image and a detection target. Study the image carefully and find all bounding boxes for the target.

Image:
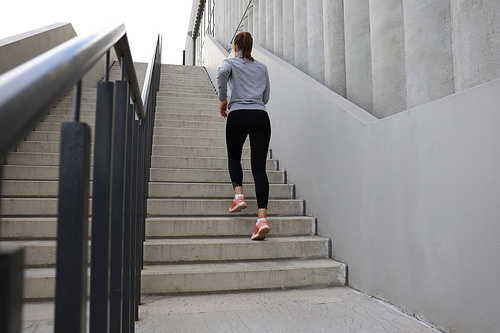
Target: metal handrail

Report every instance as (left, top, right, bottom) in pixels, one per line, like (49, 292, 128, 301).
(142, 34, 163, 110)
(0, 23, 162, 333)
(0, 24, 146, 160)
(230, 0, 253, 44)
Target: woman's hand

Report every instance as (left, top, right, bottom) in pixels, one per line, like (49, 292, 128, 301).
(219, 100, 228, 118)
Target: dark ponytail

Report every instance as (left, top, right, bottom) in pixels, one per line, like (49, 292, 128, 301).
(234, 32, 254, 62)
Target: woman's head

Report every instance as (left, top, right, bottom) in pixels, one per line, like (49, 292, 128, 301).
(233, 32, 254, 61)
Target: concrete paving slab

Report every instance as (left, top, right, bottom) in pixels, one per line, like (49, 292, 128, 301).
(21, 287, 440, 332)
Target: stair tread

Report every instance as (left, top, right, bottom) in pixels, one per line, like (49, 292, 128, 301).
(142, 258, 343, 273)
(23, 259, 343, 277)
(2, 236, 326, 248)
(9, 63, 346, 299)
(144, 236, 327, 245)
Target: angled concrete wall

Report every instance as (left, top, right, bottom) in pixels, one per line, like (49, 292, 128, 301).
(450, 0, 500, 93)
(188, 0, 500, 120)
(203, 34, 500, 333)
(0, 22, 108, 87)
(202, 34, 229, 92)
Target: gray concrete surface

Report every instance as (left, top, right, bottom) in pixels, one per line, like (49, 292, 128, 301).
(0, 22, 112, 88)
(21, 287, 440, 333)
(343, 0, 373, 113)
(240, 38, 500, 333)
(451, 0, 500, 93)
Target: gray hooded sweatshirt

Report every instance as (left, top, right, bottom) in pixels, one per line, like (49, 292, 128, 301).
(217, 51, 270, 113)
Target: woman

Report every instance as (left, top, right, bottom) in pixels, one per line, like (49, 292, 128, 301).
(217, 31, 271, 241)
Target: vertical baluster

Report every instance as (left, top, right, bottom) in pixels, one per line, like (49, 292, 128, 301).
(0, 247, 24, 333)
(90, 50, 115, 333)
(0, 172, 24, 333)
(135, 118, 146, 318)
(121, 102, 134, 333)
(54, 80, 92, 333)
(131, 116, 139, 322)
(109, 76, 129, 333)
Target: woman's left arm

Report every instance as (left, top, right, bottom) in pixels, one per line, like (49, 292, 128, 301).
(217, 60, 231, 118)
(263, 69, 270, 105)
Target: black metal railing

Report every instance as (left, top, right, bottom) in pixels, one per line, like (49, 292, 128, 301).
(0, 24, 161, 333)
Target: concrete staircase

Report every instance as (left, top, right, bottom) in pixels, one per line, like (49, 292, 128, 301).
(0, 63, 346, 299)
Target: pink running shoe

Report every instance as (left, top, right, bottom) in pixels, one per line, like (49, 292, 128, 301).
(229, 195, 247, 213)
(251, 219, 270, 240)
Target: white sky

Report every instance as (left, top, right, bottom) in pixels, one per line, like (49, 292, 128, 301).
(0, 0, 193, 64)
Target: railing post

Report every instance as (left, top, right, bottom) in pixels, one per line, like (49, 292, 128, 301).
(0, 241, 24, 333)
(121, 102, 134, 333)
(54, 81, 92, 333)
(131, 117, 140, 321)
(136, 119, 146, 314)
(109, 78, 129, 333)
(90, 77, 115, 332)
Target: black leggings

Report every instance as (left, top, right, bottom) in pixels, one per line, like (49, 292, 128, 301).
(226, 110, 271, 209)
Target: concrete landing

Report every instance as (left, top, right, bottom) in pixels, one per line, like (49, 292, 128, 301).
(22, 287, 440, 332)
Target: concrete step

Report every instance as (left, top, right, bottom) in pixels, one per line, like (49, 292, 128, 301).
(3, 236, 328, 267)
(0, 217, 59, 240)
(159, 87, 215, 95)
(55, 96, 97, 104)
(161, 68, 208, 75)
(0, 198, 70, 217)
(0, 216, 315, 240)
(154, 112, 223, 123)
(1, 180, 293, 199)
(145, 216, 315, 238)
(30, 122, 226, 136)
(24, 268, 58, 299)
(0, 216, 314, 241)
(25, 131, 63, 142)
(35, 121, 95, 132)
(0, 197, 300, 217)
(41, 115, 96, 124)
(157, 92, 217, 100)
(48, 108, 95, 117)
(151, 145, 268, 158)
(2, 165, 60, 179)
(155, 100, 219, 109)
(150, 156, 278, 170)
(154, 119, 225, 130)
(2, 164, 282, 182)
(148, 182, 295, 199)
(4, 153, 62, 166)
(141, 259, 345, 294)
(3, 155, 278, 170)
(143, 236, 329, 263)
(152, 135, 230, 147)
(155, 107, 221, 116)
(160, 69, 208, 76)
(159, 77, 211, 84)
(16, 141, 94, 154)
(159, 82, 212, 90)
(152, 127, 224, 138)
(22, 259, 345, 299)
(149, 168, 286, 183)
(52, 102, 96, 110)
(156, 94, 219, 102)
(146, 198, 304, 217)
(1, 180, 61, 197)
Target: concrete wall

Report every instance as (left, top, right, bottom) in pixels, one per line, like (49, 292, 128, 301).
(0, 22, 107, 87)
(203, 34, 500, 333)
(450, 0, 500, 93)
(190, 0, 500, 120)
(202, 34, 229, 92)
